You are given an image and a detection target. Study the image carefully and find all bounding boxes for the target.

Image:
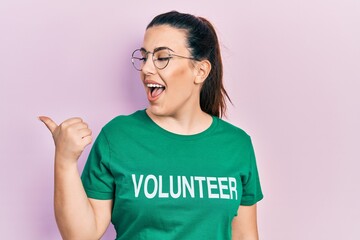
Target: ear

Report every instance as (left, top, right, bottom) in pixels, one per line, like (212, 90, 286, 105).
(194, 60, 211, 84)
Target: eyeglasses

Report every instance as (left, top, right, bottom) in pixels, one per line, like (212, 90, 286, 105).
(131, 47, 198, 71)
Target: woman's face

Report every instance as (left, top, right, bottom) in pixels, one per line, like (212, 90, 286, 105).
(140, 25, 202, 118)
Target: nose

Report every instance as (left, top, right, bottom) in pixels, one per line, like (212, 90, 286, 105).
(141, 53, 157, 75)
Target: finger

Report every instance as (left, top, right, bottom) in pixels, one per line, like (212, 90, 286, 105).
(71, 121, 89, 130)
(61, 117, 84, 127)
(79, 128, 92, 138)
(81, 135, 92, 146)
(38, 116, 58, 134)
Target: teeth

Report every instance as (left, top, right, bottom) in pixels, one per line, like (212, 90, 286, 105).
(147, 83, 164, 88)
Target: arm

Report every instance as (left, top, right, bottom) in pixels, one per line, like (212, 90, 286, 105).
(40, 116, 112, 240)
(232, 204, 259, 240)
(54, 156, 112, 239)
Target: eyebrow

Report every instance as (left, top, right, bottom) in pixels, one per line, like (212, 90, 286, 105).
(140, 46, 175, 53)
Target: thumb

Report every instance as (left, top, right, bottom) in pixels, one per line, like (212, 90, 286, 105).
(38, 116, 58, 134)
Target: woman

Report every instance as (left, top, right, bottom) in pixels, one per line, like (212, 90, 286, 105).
(40, 11, 263, 240)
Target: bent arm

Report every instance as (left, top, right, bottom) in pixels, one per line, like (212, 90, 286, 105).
(39, 116, 112, 239)
(232, 204, 259, 240)
(55, 156, 112, 240)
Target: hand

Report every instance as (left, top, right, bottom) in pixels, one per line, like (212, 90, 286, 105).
(39, 116, 92, 163)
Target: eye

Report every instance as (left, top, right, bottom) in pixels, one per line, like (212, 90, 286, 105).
(133, 49, 148, 63)
(154, 50, 171, 61)
(157, 56, 171, 61)
(156, 57, 171, 62)
(139, 50, 148, 62)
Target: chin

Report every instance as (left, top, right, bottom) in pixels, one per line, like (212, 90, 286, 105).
(147, 105, 165, 116)
(147, 105, 172, 117)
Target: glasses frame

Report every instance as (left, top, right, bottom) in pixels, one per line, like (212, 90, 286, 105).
(131, 47, 199, 71)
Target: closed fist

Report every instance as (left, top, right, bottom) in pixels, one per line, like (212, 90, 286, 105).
(39, 116, 92, 162)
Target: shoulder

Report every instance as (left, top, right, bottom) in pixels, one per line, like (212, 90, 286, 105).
(215, 117, 252, 143)
(101, 109, 147, 135)
(216, 117, 250, 137)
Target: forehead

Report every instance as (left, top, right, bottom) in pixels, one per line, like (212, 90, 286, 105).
(143, 25, 188, 52)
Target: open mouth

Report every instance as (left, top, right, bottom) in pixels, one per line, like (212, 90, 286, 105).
(147, 83, 165, 99)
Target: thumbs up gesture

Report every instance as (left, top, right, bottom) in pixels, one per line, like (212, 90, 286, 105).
(39, 116, 92, 163)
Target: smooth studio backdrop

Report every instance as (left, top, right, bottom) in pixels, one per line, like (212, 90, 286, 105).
(1, 0, 359, 239)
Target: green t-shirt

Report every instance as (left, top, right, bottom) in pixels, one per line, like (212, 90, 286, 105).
(81, 110, 263, 239)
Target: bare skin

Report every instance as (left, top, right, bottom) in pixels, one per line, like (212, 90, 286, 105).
(39, 116, 112, 240)
(232, 204, 259, 240)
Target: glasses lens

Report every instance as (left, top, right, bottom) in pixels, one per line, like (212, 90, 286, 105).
(153, 49, 171, 69)
(132, 49, 146, 71)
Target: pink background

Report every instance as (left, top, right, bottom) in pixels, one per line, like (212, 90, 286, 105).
(1, 0, 359, 239)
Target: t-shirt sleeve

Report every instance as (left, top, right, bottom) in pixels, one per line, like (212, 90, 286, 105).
(81, 129, 114, 200)
(240, 137, 264, 206)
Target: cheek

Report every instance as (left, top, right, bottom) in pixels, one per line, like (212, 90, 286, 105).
(162, 66, 194, 88)
(164, 72, 196, 103)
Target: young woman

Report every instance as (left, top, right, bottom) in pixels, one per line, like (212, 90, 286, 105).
(40, 11, 263, 240)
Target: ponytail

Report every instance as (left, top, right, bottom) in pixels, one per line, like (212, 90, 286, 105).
(197, 17, 231, 118)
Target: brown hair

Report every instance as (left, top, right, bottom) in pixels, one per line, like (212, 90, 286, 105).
(147, 11, 231, 118)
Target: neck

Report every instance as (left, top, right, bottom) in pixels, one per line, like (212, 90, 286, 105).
(146, 107, 213, 135)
